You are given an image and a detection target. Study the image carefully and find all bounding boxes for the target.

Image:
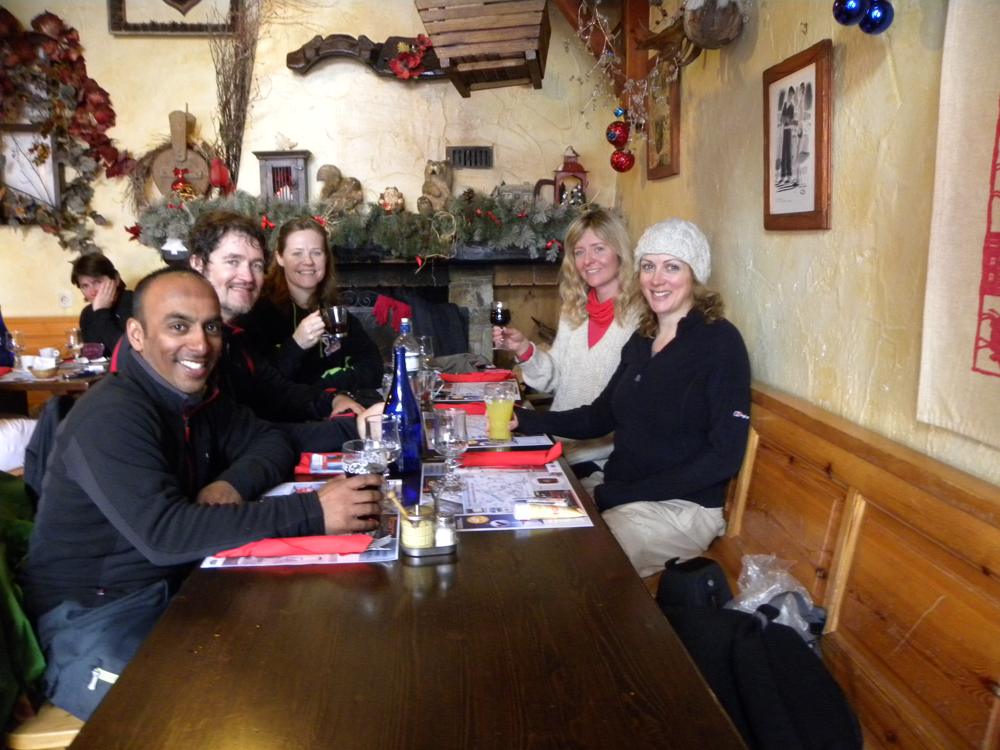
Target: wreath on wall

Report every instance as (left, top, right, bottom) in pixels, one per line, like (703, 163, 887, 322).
(135, 188, 578, 264)
(0, 8, 133, 254)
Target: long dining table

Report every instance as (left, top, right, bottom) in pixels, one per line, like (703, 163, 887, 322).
(69, 459, 744, 749)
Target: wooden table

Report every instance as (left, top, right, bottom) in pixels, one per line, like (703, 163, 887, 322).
(70, 470, 744, 750)
(0, 370, 101, 415)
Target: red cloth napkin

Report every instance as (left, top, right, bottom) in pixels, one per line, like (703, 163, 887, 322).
(214, 535, 372, 558)
(434, 402, 486, 415)
(440, 370, 514, 383)
(460, 442, 562, 468)
(0, 366, 10, 377)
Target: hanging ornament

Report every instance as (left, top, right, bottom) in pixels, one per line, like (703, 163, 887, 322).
(610, 149, 635, 173)
(614, 106, 627, 118)
(606, 120, 630, 148)
(859, 0, 894, 34)
(832, 0, 870, 26)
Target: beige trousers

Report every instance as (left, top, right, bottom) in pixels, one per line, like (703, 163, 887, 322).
(583, 472, 725, 577)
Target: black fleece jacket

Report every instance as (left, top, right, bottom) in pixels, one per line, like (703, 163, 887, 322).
(238, 298, 383, 391)
(516, 310, 751, 511)
(21, 339, 326, 617)
(78, 287, 133, 356)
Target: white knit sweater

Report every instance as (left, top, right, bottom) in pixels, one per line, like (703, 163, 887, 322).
(518, 313, 637, 465)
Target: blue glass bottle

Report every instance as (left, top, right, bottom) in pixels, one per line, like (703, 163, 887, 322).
(384, 345, 423, 475)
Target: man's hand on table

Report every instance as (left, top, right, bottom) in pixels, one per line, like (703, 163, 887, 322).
(196, 480, 243, 506)
(317, 474, 382, 534)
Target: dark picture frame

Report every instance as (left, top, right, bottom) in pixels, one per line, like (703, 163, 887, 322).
(762, 39, 832, 230)
(0, 123, 61, 220)
(107, 0, 239, 36)
(646, 63, 680, 180)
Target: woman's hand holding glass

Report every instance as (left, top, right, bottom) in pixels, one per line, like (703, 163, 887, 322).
(432, 408, 469, 491)
(291, 310, 326, 350)
(491, 324, 530, 358)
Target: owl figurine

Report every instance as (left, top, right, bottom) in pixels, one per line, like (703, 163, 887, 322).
(378, 186, 405, 214)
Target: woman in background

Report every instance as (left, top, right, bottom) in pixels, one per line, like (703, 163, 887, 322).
(492, 207, 640, 472)
(239, 217, 382, 393)
(513, 219, 751, 577)
(71, 254, 133, 356)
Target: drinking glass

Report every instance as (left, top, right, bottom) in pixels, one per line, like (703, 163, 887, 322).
(365, 415, 401, 483)
(341, 439, 388, 478)
(321, 305, 349, 339)
(410, 369, 440, 410)
(417, 335, 434, 369)
(432, 408, 469, 491)
(490, 301, 511, 349)
(483, 381, 518, 442)
(5, 330, 25, 369)
(65, 328, 83, 360)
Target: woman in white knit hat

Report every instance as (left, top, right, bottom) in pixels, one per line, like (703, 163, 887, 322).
(514, 218, 751, 577)
(492, 207, 642, 473)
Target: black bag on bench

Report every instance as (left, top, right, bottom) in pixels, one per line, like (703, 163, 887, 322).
(660, 604, 862, 750)
(655, 556, 733, 609)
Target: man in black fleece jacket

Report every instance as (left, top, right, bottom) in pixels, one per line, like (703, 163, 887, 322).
(21, 268, 382, 719)
(187, 210, 366, 451)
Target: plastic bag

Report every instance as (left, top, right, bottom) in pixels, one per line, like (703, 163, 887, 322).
(725, 554, 826, 648)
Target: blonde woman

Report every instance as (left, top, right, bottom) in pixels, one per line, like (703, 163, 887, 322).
(493, 207, 641, 470)
(512, 219, 751, 577)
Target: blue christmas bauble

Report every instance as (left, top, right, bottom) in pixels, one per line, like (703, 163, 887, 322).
(614, 106, 626, 118)
(832, 0, 869, 25)
(860, 0, 894, 34)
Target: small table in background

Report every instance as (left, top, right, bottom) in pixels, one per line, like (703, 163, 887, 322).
(0, 365, 103, 416)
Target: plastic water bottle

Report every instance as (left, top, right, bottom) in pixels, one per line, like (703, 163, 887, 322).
(384, 345, 423, 475)
(393, 317, 421, 374)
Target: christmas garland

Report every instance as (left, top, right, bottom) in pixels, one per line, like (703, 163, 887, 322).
(0, 9, 133, 254)
(135, 187, 580, 264)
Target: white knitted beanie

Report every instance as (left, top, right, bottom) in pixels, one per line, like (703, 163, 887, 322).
(633, 218, 711, 283)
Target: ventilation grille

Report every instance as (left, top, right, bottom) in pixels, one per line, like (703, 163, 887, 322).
(446, 146, 494, 169)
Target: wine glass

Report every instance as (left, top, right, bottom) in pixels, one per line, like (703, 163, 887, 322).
(490, 301, 511, 349)
(365, 415, 401, 476)
(5, 330, 25, 369)
(432, 408, 469, 491)
(65, 327, 83, 360)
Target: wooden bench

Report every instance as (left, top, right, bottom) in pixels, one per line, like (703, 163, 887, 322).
(704, 383, 1000, 748)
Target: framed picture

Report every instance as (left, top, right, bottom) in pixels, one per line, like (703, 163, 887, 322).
(762, 39, 832, 230)
(108, 0, 239, 36)
(646, 62, 680, 180)
(0, 124, 61, 220)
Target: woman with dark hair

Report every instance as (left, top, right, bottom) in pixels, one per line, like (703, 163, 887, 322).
(239, 217, 382, 392)
(513, 219, 751, 577)
(70, 253, 133, 356)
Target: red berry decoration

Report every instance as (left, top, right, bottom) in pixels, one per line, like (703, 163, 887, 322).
(610, 149, 635, 173)
(606, 120, 630, 148)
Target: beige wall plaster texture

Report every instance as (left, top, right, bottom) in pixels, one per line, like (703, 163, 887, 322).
(618, 0, 1000, 485)
(1, 1, 613, 311)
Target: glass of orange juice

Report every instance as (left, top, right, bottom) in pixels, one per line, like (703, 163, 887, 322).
(484, 381, 518, 442)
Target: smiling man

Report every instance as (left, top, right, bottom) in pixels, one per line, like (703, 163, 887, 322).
(187, 211, 369, 450)
(20, 268, 382, 720)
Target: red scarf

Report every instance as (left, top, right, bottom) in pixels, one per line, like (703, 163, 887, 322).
(586, 289, 615, 348)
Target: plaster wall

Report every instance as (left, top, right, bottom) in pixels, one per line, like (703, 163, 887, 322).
(0, 0, 612, 313)
(617, 0, 1000, 484)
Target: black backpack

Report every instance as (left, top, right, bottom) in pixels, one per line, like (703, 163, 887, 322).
(655, 557, 862, 750)
(656, 556, 733, 609)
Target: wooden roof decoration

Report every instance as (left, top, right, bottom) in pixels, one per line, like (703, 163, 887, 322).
(415, 0, 551, 98)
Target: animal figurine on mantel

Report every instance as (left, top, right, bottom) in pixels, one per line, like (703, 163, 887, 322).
(416, 159, 454, 216)
(379, 186, 405, 214)
(317, 164, 363, 215)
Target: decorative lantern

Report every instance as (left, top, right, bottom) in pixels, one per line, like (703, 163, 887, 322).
(533, 146, 589, 206)
(253, 149, 311, 204)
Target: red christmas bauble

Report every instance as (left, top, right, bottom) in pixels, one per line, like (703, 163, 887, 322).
(610, 149, 635, 172)
(606, 120, 630, 148)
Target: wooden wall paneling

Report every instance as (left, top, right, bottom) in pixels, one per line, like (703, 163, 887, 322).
(6, 316, 78, 355)
(824, 487, 867, 632)
(737, 436, 846, 600)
